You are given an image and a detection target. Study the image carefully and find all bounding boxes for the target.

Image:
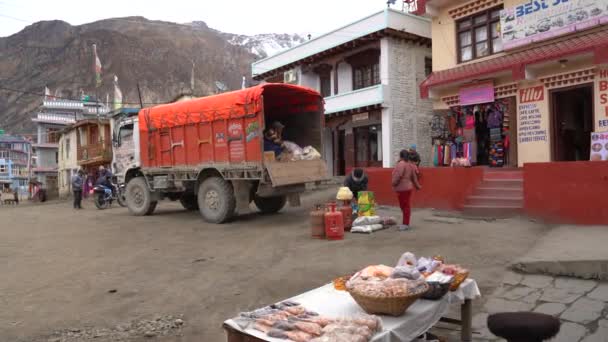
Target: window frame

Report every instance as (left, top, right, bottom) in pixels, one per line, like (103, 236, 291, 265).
(456, 6, 503, 63)
(352, 63, 380, 90)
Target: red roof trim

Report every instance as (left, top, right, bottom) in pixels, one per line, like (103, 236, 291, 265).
(420, 28, 608, 99)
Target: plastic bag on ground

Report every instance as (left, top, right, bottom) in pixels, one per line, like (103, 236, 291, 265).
(351, 224, 384, 234)
(352, 216, 382, 227)
(302, 146, 321, 160)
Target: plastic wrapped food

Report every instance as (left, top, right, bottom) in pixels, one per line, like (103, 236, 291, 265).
(254, 322, 272, 334)
(285, 330, 313, 342)
(396, 252, 417, 267)
(282, 141, 304, 160)
(294, 321, 322, 336)
(311, 332, 367, 342)
(323, 324, 372, 339)
(359, 265, 394, 279)
(391, 265, 422, 280)
(285, 306, 307, 316)
(426, 271, 454, 284)
(357, 192, 376, 217)
(272, 321, 296, 331)
(267, 329, 289, 339)
(302, 146, 322, 160)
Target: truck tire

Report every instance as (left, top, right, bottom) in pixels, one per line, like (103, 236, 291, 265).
(180, 194, 199, 211)
(126, 177, 155, 216)
(254, 195, 287, 214)
(197, 177, 236, 223)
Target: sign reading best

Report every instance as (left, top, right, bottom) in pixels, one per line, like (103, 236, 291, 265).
(500, 0, 608, 50)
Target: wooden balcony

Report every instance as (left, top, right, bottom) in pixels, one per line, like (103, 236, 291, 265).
(77, 140, 112, 166)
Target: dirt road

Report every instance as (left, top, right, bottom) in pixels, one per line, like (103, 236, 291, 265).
(0, 190, 547, 341)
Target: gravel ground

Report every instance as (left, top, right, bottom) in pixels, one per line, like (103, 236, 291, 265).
(0, 189, 548, 341)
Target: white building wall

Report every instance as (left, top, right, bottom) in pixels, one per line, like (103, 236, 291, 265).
(337, 63, 353, 94)
(58, 129, 78, 198)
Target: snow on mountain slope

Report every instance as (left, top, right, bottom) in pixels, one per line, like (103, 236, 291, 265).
(222, 33, 307, 59)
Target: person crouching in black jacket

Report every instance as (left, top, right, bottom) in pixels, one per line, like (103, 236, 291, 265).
(344, 168, 368, 198)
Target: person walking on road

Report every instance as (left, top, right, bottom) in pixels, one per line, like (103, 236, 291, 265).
(392, 150, 422, 231)
(72, 169, 84, 209)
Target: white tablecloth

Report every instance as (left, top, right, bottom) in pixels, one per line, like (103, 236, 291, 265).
(225, 279, 480, 342)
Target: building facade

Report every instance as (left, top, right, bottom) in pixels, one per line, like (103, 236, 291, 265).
(252, 9, 433, 175)
(420, 0, 608, 167)
(0, 135, 31, 196)
(58, 119, 113, 198)
(32, 98, 109, 198)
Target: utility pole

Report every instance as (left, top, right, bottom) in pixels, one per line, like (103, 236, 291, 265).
(136, 82, 144, 108)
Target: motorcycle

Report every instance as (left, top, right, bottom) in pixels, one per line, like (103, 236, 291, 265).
(93, 182, 127, 209)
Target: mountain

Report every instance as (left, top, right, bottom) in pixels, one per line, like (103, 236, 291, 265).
(0, 18, 304, 133)
(221, 33, 307, 59)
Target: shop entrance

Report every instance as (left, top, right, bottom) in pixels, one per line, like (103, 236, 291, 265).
(551, 85, 593, 162)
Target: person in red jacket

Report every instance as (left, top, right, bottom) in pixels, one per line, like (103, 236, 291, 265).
(392, 150, 422, 231)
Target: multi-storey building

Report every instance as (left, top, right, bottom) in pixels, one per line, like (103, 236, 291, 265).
(252, 8, 433, 175)
(0, 135, 32, 196)
(32, 98, 109, 198)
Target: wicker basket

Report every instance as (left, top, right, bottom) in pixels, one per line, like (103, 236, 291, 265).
(449, 272, 469, 291)
(423, 281, 452, 300)
(348, 283, 429, 316)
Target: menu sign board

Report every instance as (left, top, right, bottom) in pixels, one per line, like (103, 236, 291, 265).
(590, 132, 608, 161)
(500, 0, 608, 50)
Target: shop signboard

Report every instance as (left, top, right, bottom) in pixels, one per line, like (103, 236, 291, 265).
(352, 112, 369, 122)
(500, 0, 608, 50)
(597, 68, 608, 131)
(459, 82, 495, 106)
(518, 85, 548, 144)
(590, 132, 608, 161)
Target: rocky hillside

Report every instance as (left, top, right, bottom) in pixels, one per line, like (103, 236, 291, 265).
(0, 17, 303, 133)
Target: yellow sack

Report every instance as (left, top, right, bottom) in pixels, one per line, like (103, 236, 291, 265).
(357, 191, 376, 217)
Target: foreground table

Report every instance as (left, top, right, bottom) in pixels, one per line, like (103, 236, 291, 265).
(224, 279, 480, 342)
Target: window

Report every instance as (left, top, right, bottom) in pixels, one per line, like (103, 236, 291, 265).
(47, 128, 61, 143)
(347, 49, 381, 90)
(457, 6, 503, 63)
(425, 57, 433, 77)
(0, 150, 8, 159)
(55, 152, 58, 164)
(0, 164, 6, 173)
(320, 74, 331, 98)
(354, 124, 382, 167)
(353, 64, 380, 90)
(65, 138, 70, 159)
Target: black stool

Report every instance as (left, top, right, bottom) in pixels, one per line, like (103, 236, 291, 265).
(487, 312, 560, 342)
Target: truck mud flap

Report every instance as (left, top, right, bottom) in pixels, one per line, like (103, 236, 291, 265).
(264, 159, 328, 187)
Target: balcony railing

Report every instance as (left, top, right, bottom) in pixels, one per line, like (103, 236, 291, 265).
(77, 140, 112, 165)
(324, 84, 385, 114)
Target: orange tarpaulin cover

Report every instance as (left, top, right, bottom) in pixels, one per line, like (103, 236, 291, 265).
(139, 84, 321, 131)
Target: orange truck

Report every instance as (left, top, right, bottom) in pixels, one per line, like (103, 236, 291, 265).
(119, 84, 328, 223)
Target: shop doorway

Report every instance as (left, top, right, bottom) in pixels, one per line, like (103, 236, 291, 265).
(354, 124, 382, 168)
(551, 85, 593, 162)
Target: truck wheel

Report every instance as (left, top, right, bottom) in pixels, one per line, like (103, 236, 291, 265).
(180, 194, 199, 211)
(197, 177, 236, 223)
(126, 177, 155, 216)
(254, 195, 287, 214)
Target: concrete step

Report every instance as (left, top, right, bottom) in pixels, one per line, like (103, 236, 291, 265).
(465, 195, 524, 207)
(480, 179, 524, 188)
(462, 204, 523, 218)
(483, 171, 524, 180)
(473, 187, 524, 197)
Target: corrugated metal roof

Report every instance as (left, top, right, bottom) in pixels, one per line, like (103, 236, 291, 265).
(420, 28, 608, 98)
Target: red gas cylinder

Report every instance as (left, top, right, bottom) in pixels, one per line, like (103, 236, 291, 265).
(310, 204, 326, 239)
(339, 200, 353, 232)
(324, 202, 344, 240)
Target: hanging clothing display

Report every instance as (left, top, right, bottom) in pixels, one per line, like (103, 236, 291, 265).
(429, 98, 511, 167)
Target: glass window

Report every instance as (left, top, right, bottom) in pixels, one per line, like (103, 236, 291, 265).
(353, 63, 380, 90)
(425, 57, 433, 76)
(457, 5, 503, 63)
(0, 165, 6, 173)
(320, 74, 331, 98)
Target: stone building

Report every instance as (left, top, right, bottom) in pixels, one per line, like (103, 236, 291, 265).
(251, 8, 433, 175)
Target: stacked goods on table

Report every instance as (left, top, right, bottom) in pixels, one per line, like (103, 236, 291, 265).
(235, 301, 382, 342)
(345, 252, 470, 315)
(346, 264, 429, 316)
(395, 252, 470, 299)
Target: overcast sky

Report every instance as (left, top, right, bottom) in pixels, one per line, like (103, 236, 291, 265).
(0, 0, 396, 37)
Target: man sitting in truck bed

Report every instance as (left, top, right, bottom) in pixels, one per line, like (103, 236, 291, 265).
(263, 128, 284, 157)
